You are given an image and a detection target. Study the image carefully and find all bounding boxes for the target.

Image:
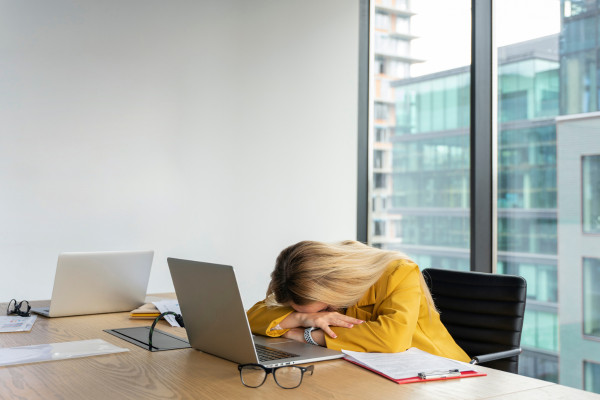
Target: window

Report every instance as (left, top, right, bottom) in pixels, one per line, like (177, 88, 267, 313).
(374, 103, 389, 120)
(495, 0, 562, 382)
(498, 261, 557, 303)
(519, 350, 559, 383)
(584, 257, 600, 337)
(375, 57, 385, 74)
(368, 0, 471, 273)
(374, 173, 387, 189)
(365, 1, 600, 392)
(374, 127, 389, 142)
(374, 220, 386, 236)
(583, 155, 600, 234)
(374, 150, 385, 169)
(375, 32, 410, 57)
(375, 11, 391, 31)
(521, 308, 558, 352)
(395, 16, 409, 35)
(585, 361, 600, 394)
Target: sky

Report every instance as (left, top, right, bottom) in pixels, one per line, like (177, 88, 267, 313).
(410, 0, 561, 77)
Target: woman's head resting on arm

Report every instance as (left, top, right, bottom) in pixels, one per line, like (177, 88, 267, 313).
(265, 240, 415, 310)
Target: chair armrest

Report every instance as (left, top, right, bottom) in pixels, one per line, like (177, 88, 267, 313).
(469, 348, 522, 365)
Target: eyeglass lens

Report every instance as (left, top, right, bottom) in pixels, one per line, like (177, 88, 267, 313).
(240, 365, 268, 388)
(273, 366, 305, 389)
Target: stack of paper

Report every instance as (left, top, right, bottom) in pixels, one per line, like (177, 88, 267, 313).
(129, 303, 160, 320)
(129, 300, 183, 327)
(152, 300, 183, 327)
(0, 316, 37, 333)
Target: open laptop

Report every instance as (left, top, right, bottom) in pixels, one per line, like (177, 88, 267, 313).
(31, 250, 154, 317)
(167, 258, 343, 367)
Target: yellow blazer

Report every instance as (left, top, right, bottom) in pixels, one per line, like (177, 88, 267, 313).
(247, 259, 470, 362)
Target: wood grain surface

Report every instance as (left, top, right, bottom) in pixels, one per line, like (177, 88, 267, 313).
(1, 295, 598, 400)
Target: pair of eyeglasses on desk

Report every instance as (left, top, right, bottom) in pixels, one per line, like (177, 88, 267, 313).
(6, 299, 31, 317)
(238, 364, 314, 389)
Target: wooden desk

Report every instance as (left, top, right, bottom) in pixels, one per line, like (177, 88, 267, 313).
(1, 296, 598, 400)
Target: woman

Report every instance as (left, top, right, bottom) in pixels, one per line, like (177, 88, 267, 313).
(247, 240, 470, 361)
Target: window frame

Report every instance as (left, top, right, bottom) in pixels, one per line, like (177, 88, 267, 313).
(582, 256, 600, 341)
(581, 154, 600, 236)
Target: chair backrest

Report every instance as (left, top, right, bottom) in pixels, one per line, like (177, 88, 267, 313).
(422, 268, 527, 373)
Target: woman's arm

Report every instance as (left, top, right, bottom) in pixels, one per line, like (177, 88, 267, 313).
(246, 301, 295, 337)
(324, 264, 423, 353)
(247, 301, 363, 340)
(279, 311, 363, 339)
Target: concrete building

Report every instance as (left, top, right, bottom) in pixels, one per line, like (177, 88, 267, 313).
(556, 112, 600, 392)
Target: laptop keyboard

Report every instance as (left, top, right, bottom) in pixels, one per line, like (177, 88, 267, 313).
(255, 344, 298, 362)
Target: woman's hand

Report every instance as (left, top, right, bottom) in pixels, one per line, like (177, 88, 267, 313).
(281, 311, 363, 339)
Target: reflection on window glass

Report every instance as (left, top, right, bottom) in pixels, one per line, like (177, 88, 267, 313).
(498, 216, 557, 255)
(585, 361, 600, 394)
(375, 11, 391, 30)
(498, 261, 557, 303)
(582, 155, 600, 234)
(494, 19, 561, 381)
(521, 309, 558, 352)
(584, 258, 600, 337)
(519, 350, 558, 383)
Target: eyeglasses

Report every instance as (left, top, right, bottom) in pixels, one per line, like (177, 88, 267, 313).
(238, 363, 314, 389)
(7, 299, 31, 317)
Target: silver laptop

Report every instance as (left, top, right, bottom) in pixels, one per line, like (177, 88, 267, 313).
(31, 250, 154, 317)
(167, 258, 343, 367)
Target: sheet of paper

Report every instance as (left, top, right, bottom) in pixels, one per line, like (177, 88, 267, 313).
(342, 347, 473, 380)
(152, 299, 182, 327)
(0, 316, 37, 332)
(0, 339, 128, 367)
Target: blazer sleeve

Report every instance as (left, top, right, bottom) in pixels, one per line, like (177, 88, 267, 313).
(324, 264, 422, 353)
(246, 300, 295, 337)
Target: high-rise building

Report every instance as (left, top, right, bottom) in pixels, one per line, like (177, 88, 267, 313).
(389, 35, 561, 381)
(555, 112, 600, 392)
(371, 0, 421, 246)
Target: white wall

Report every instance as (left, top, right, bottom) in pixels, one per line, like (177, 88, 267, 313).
(0, 0, 359, 307)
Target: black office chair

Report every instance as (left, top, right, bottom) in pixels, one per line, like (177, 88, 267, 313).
(422, 268, 527, 374)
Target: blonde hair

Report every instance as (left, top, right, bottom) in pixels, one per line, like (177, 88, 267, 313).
(266, 240, 436, 313)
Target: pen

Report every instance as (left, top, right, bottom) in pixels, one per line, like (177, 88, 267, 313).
(418, 369, 461, 380)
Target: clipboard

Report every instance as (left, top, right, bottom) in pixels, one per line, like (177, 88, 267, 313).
(345, 359, 486, 384)
(342, 348, 487, 384)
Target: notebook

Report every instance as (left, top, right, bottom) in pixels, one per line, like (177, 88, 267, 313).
(31, 250, 154, 317)
(167, 257, 344, 367)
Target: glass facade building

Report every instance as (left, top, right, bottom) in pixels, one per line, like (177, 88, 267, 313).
(389, 35, 560, 380)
